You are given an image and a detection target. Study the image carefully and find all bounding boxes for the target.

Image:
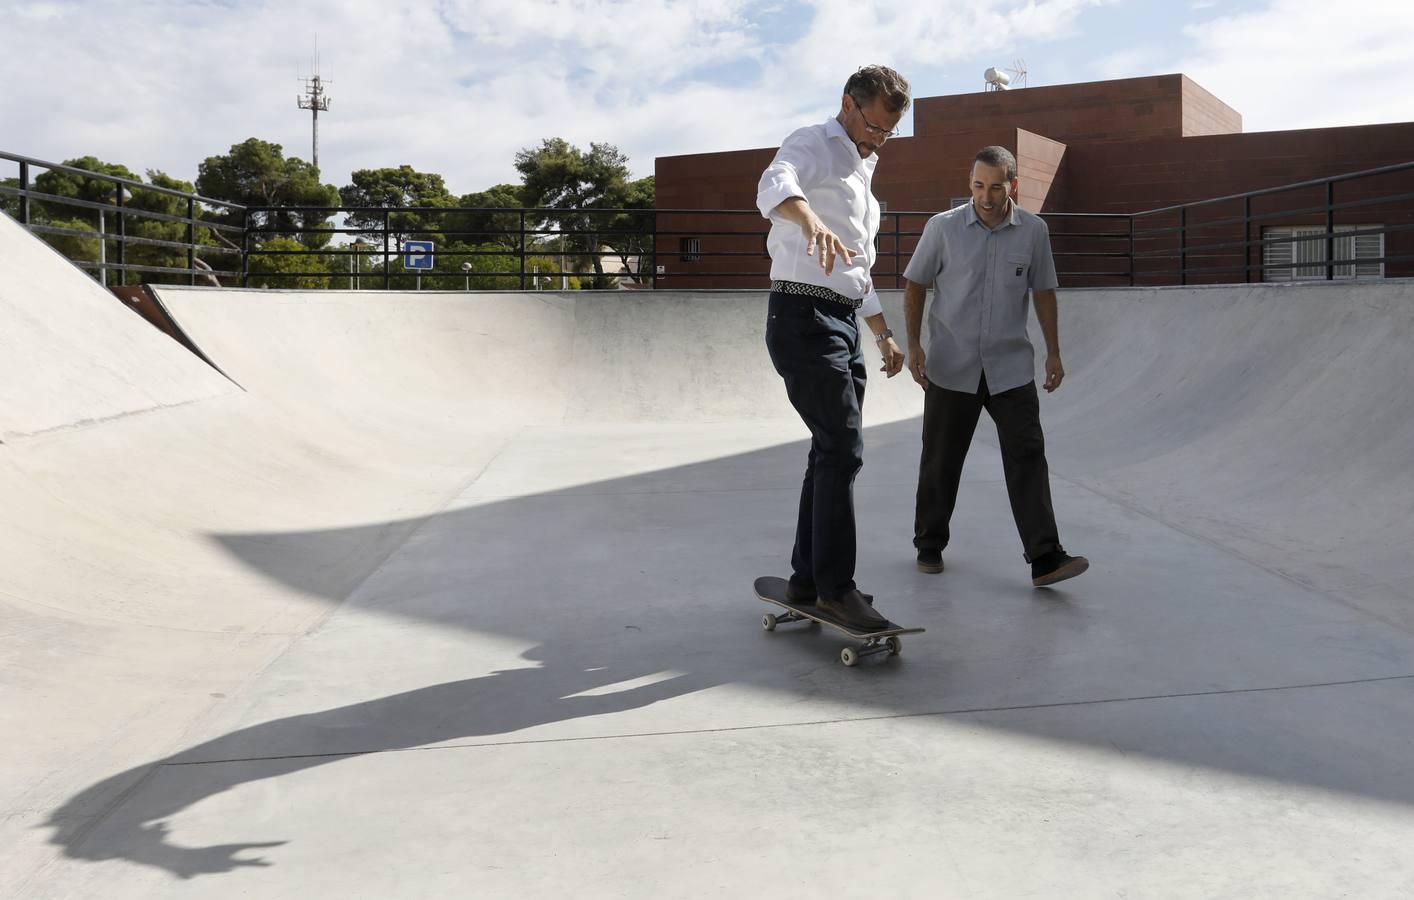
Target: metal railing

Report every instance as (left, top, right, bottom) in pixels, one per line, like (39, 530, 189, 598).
(6, 150, 1412, 289)
(1125, 160, 1414, 285)
(1, 150, 246, 285)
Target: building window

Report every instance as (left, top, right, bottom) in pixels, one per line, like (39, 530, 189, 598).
(680, 237, 701, 262)
(1262, 225, 1384, 281)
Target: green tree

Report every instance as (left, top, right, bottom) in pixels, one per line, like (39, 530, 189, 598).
(246, 236, 331, 288)
(445, 183, 525, 251)
(120, 171, 234, 285)
(196, 138, 340, 249)
(37, 217, 102, 265)
(514, 139, 654, 286)
(339, 165, 456, 248)
(33, 156, 139, 217)
(27, 157, 138, 279)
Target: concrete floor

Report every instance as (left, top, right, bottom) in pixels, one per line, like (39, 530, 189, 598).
(3, 211, 1413, 897)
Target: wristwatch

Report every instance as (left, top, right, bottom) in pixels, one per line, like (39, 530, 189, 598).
(874, 328, 893, 343)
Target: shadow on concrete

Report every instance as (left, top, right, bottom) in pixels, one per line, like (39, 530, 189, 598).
(44, 416, 1414, 880)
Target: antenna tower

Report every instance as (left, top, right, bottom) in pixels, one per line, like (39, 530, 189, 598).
(297, 41, 332, 173)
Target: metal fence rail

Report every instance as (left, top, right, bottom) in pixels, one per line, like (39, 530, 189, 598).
(1, 150, 246, 285)
(6, 149, 1413, 290)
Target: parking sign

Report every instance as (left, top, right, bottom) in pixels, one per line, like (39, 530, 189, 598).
(402, 240, 434, 270)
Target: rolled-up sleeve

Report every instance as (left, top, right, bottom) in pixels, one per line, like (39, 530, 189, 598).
(857, 287, 883, 318)
(756, 128, 820, 219)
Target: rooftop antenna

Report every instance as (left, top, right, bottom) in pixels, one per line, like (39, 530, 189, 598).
(984, 59, 1029, 92)
(297, 37, 332, 174)
(1008, 58, 1029, 88)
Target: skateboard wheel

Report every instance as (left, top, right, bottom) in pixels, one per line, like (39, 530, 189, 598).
(840, 647, 859, 667)
(886, 636, 902, 656)
(762, 614, 777, 632)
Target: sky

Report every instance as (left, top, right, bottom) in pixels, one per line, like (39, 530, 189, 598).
(2, 0, 1410, 198)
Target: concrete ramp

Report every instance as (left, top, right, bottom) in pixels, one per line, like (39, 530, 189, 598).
(3, 209, 1413, 898)
(1037, 282, 1414, 632)
(148, 287, 923, 426)
(0, 211, 235, 440)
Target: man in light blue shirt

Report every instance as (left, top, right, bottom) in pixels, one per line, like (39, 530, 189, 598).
(902, 146, 1089, 587)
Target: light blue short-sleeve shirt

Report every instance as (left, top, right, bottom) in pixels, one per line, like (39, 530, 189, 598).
(903, 200, 1059, 394)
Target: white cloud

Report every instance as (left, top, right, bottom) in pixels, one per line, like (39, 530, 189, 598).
(0, 0, 1115, 195)
(1178, 0, 1414, 131)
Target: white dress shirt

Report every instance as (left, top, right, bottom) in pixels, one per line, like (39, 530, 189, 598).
(756, 117, 884, 318)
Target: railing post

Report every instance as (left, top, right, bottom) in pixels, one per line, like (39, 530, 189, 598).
(1325, 181, 1335, 280)
(519, 209, 526, 290)
(651, 210, 659, 290)
(18, 160, 30, 226)
(383, 208, 392, 291)
(241, 209, 250, 287)
(187, 196, 196, 285)
(893, 213, 902, 287)
(1128, 215, 1135, 287)
(1244, 195, 1253, 283)
(116, 184, 127, 287)
(98, 208, 106, 286)
(1178, 207, 1187, 286)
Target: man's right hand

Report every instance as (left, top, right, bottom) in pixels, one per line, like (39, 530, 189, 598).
(799, 213, 857, 275)
(908, 343, 928, 389)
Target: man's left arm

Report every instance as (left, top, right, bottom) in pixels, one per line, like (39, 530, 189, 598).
(1033, 289, 1063, 393)
(1031, 225, 1064, 393)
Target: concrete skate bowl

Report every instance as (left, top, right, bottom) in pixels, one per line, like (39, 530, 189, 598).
(4, 203, 1414, 893)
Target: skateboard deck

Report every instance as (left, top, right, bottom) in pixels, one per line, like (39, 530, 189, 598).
(753, 576, 925, 666)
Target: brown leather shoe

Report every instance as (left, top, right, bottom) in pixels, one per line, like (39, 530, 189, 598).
(785, 579, 817, 604)
(817, 589, 889, 631)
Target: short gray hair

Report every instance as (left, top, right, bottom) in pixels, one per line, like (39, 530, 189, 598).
(974, 146, 1017, 181)
(844, 66, 911, 114)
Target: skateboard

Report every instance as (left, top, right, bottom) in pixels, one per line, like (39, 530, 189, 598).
(753, 576, 925, 667)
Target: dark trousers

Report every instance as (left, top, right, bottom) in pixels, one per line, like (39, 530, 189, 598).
(765, 291, 866, 601)
(914, 373, 1062, 563)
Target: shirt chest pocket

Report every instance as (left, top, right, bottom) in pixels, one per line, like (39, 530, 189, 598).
(1003, 253, 1030, 285)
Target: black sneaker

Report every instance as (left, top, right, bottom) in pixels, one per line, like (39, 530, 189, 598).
(817, 589, 889, 631)
(916, 548, 944, 574)
(1031, 551, 1089, 587)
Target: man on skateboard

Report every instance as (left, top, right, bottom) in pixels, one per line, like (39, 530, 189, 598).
(903, 146, 1090, 588)
(757, 65, 911, 631)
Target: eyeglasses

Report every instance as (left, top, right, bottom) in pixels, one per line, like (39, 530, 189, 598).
(851, 96, 899, 139)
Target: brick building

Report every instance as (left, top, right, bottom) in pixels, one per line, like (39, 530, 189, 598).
(653, 74, 1414, 287)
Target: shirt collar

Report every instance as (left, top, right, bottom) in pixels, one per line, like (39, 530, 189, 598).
(964, 197, 1018, 229)
(824, 116, 876, 167)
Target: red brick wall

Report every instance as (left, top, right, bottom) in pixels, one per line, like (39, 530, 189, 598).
(653, 83, 1414, 287)
(916, 75, 1191, 143)
(1062, 122, 1414, 282)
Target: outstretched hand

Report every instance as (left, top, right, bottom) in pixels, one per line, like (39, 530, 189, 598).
(799, 216, 858, 275)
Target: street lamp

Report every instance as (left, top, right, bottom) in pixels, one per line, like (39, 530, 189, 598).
(461, 261, 473, 291)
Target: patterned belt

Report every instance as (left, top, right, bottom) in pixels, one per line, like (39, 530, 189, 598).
(770, 280, 862, 310)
